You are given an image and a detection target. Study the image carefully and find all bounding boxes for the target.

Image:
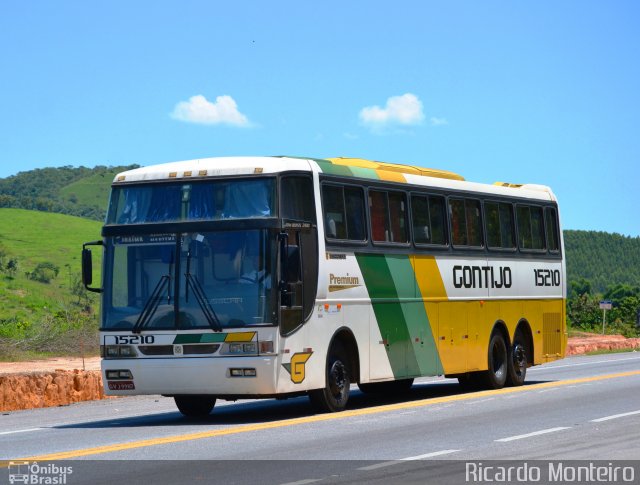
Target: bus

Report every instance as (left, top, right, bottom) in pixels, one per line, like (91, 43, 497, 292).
(82, 156, 566, 417)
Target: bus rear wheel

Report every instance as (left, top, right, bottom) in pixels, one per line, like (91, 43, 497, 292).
(507, 331, 528, 386)
(309, 344, 350, 412)
(174, 395, 216, 418)
(481, 332, 508, 389)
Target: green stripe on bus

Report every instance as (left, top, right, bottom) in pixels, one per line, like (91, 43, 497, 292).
(355, 253, 416, 379)
(348, 167, 380, 180)
(385, 255, 441, 376)
(356, 253, 442, 379)
(314, 159, 354, 177)
(173, 333, 227, 344)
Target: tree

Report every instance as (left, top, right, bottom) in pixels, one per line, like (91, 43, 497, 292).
(29, 261, 60, 283)
(570, 278, 592, 297)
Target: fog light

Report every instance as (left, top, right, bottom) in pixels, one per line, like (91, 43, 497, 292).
(230, 368, 243, 377)
(243, 368, 257, 377)
(106, 370, 119, 379)
(119, 370, 133, 379)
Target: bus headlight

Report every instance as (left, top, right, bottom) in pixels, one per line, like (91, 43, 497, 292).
(101, 345, 137, 358)
(243, 343, 257, 353)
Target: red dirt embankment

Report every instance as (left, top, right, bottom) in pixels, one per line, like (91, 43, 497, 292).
(1, 336, 639, 412)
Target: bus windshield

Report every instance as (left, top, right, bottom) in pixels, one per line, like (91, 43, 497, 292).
(107, 178, 275, 224)
(102, 229, 276, 330)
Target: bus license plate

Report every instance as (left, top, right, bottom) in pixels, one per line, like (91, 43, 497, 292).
(108, 381, 135, 390)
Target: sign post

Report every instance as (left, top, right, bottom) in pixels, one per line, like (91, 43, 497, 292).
(599, 300, 612, 334)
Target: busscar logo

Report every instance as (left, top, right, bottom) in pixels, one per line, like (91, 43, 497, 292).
(9, 461, 73, 484)
(328, 273, 361, 292)
(282, 352, 313, 383)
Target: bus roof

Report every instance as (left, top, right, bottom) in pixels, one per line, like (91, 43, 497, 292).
(113, 156, 557, 202)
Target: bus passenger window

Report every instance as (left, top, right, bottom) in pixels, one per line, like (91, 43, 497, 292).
(450, 198, 483, 248)
(486, 201, 515, 249)
(429, 196, 447, 245)
(344, 187, 366, 241)
(411, 196, 430, 244)
(545, 208, 560, 252)
(369, 190, 389, 242)
(466, 199, 483, 247)
(388, 192, 408, 243)
(517, 205, 545, 250)
(411, 194, 447, 246)
(321, 184, 366, 241)
(322, 185, 346, 239)
(450, 199, 467, 246)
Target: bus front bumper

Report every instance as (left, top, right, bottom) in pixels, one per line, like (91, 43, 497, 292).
(102, 356, 278, 396)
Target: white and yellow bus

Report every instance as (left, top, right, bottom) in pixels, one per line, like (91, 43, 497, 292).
(82, 156, 566, 416)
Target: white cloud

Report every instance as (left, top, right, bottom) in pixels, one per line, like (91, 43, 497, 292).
(171, 94, 250, 127)
(430, 117, 449, 126)
(359, 93, 424, 128)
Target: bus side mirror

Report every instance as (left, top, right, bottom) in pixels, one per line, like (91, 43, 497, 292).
(82, 241, 103, 293)
(82, 249, 93, 286)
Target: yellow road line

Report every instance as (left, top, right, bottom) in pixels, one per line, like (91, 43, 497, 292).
(3, 370, 640, 464)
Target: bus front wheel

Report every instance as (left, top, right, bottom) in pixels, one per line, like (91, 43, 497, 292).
(309, 344, 350, 412)
(174, 395, 216, 418)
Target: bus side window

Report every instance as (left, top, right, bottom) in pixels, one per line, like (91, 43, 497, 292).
(388, 192, 408, 243)
(282, 176, 316, 223)
(322, 185, 347, 239)
(486, 201, 515, 249)
(545, 207, 560, 252)
(369, 190, 389, 242)
(517, 204, 545, 251)
(450, 198, 467, 246)
(344, 187, 366, 241)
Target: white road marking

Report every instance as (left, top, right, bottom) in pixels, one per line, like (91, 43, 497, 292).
(279, 480, 322, 485)
(495, 427, 570, 442)
(529, 355, 640, 371)
(591, 410, 640, 422)
(358, 449, 460, 471)
(0, 428, 42, 436)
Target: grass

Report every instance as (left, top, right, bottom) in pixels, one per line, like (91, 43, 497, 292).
(0, 209, 103, 351)
(584, 347, 639, 356)
(59, 168, 119, 209)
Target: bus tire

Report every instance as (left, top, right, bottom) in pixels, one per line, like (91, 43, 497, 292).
(309, 343, 350, 412)
(506, 330, 527, 386)
(174, 395, 216, 418)
(481, 332, 508, 389)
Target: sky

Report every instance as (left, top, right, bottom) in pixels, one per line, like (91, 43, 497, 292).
(1, 1, 639, 236)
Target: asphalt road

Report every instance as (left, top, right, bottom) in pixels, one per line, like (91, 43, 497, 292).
(1, 352, 640, 484)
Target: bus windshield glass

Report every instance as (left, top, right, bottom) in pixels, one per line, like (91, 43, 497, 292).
(107, 178, 275, 224)
(102, 229, 276, 330)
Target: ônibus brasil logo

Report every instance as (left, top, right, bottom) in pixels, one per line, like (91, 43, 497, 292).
(8, 462, 73, 484)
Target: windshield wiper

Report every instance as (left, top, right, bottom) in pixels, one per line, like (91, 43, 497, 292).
(185, 273, 223, 332)
(132, 275, 170, 334)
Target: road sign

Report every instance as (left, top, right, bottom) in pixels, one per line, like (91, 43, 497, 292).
(599, 301, 612, 310)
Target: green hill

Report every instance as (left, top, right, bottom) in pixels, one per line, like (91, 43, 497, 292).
(0, 209, 102, 358)
(564, 230, 640, 295)
(0, 164, 137, 221)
